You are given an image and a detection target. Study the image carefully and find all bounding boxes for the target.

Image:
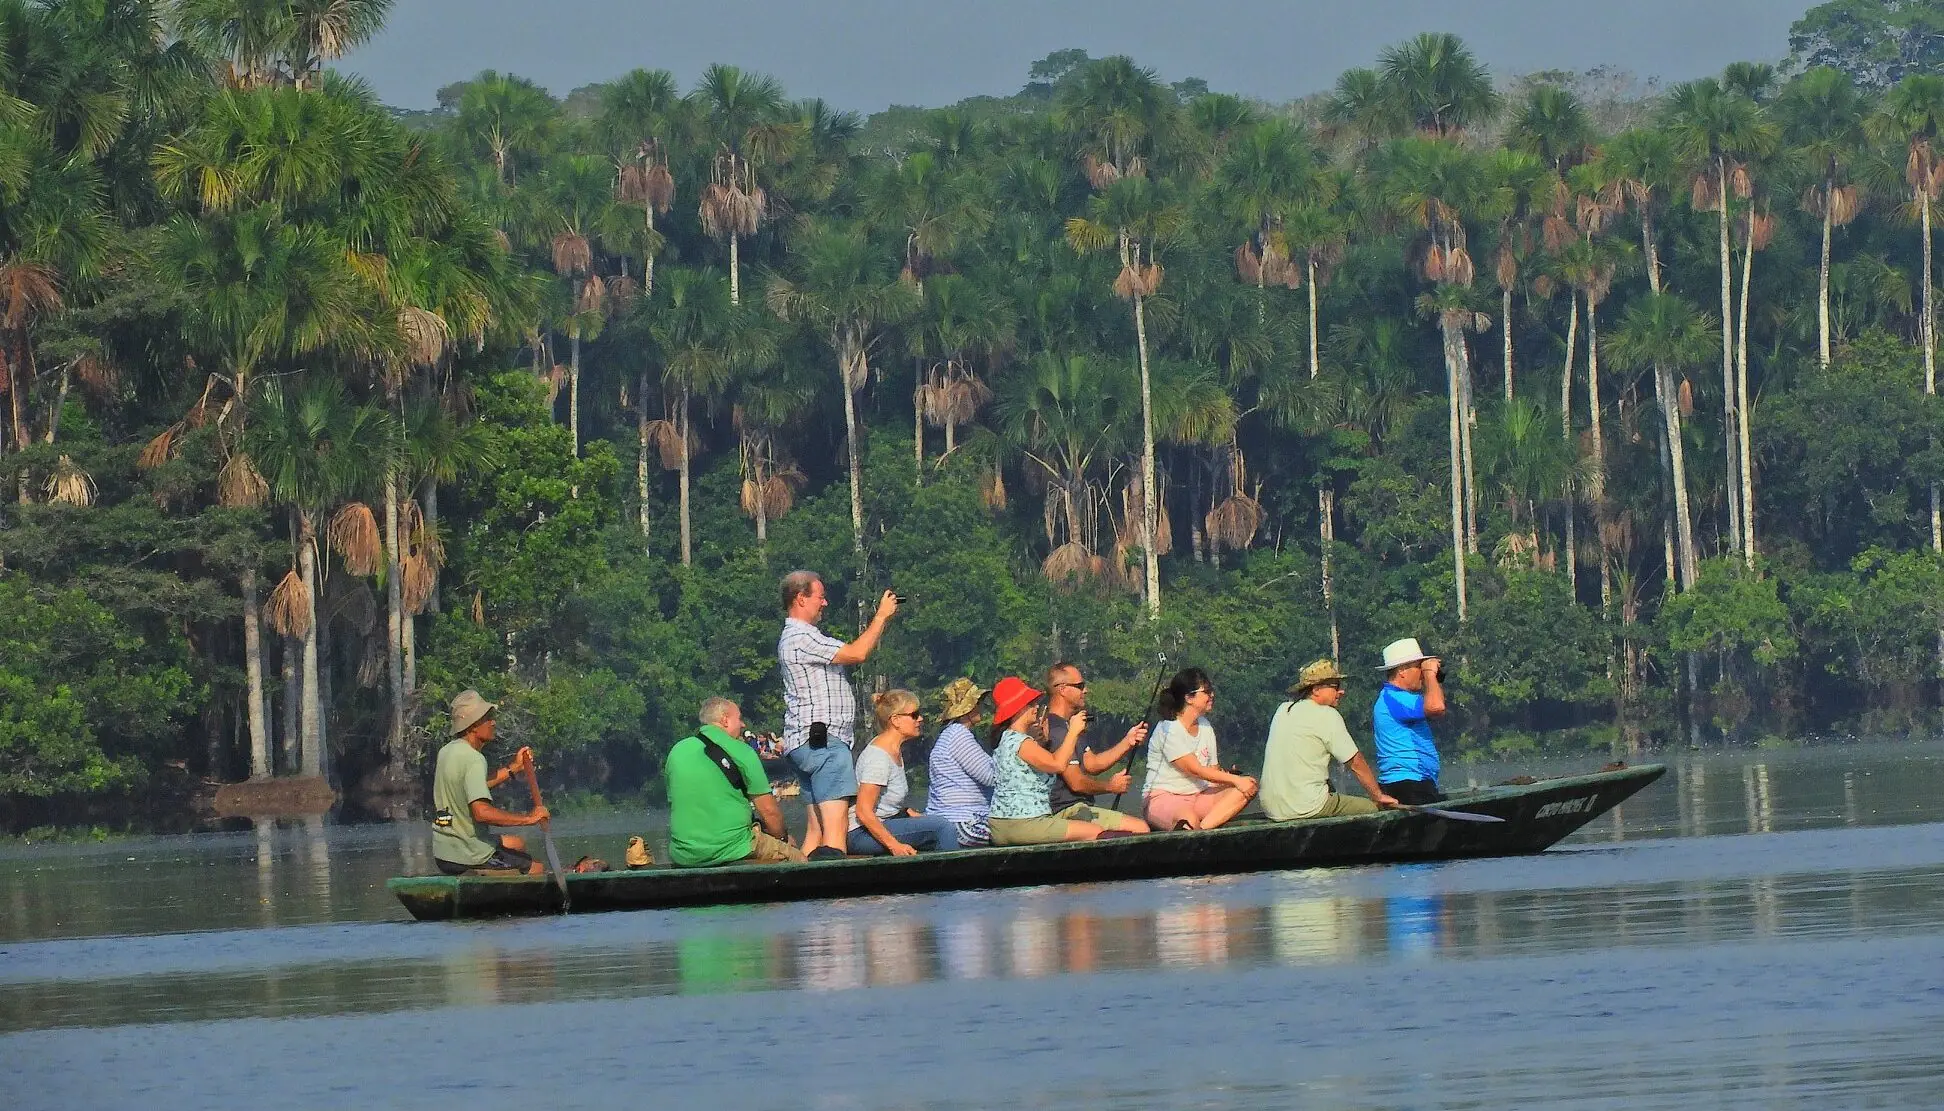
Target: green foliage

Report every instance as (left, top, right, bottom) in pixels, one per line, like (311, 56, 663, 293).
(1659, 560, 1799, 666)
(1790, 0, 1944, 91)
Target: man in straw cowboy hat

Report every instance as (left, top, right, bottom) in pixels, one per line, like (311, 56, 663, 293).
(1371, 638, 1448, 805)
(1259, 659, 1399, 820)
(430, 690, 550, 876)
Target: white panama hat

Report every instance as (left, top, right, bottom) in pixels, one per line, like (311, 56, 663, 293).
(1377, 637, 1433, 670)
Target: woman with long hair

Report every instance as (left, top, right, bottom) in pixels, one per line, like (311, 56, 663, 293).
(1142, 667, 1257, 831)
(847, 690, 961, 856)
(925, 678, 995, 847)
(986, 676, 1138, 846)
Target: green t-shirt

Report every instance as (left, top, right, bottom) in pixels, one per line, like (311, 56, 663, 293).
(1260, 699, 1362, 820)
(431, 738, 496, 866)
(666, 725, 771, 868)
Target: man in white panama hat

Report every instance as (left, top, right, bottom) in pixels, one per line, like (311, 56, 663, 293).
(1371, 638, 1448, 805)
(430, 690, 550, 876)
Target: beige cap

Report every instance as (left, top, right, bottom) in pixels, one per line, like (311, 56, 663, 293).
(449, 690, 498, 736)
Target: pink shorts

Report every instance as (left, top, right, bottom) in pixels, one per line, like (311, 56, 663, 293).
(1145, 790, 1224, 830)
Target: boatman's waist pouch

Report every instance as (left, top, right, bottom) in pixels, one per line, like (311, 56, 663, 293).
(433, 808, 455, 828)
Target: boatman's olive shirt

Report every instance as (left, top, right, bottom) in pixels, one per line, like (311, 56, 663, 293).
(431, 739, 496, 867)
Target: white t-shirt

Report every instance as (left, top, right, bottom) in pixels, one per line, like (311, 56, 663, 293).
(848, 743, 908, 831)
(1143, 718, 1220, 797)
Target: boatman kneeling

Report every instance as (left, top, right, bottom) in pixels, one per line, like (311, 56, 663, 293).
(432, 690, 551, 876)
(1259, 659, 1399, 820)
(666, 697, 808, 868)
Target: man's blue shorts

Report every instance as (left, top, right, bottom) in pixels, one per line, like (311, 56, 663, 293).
(785, 741, 858, 804)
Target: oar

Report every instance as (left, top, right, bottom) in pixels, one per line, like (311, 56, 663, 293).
(521, 760, 571, 911)
(1111, 655, 1171, 812)
(1405, 805, 1504, 824)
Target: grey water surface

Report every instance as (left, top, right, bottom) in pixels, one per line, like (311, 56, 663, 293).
(3, 742, 1942, 1110)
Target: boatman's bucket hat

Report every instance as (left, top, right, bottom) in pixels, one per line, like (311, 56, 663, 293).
(1289, 658, 1348, 697)
(990, 676, 1043, 724)
(449, 689, 498, 736)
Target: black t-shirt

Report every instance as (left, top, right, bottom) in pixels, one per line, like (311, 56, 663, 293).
(1045, 711, 1106, 813)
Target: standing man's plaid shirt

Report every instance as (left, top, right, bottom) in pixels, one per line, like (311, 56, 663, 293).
(777, 617, 857, 752)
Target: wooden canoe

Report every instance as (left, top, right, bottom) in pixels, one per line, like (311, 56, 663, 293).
(388, 762, 1664, 922)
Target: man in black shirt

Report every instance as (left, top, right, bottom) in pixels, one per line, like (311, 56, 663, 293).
(1044, 661, 1152, 833)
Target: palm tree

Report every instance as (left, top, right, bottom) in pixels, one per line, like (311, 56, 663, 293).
(995, 351, 1136, 581)
(285, 0, 392, 88)
(250, 377, 393, 780)
(730, 360, 814, 551)
(1322, 67, 1406, 151)
(539, 153, 614, 453)
(1066, 175, 1181, 617)
(1870, 73, 1944, 553)
(692, 64, 788, 305)
(1481, 148, 1552, 399)
(767, 223, 919, 559)
(1781, 67, 1868, 369)
(911, 273, 1010, 458)
(1378, 32, 1501, 138)
(1608, 292, 1720, 591)
(1215, 119, 1332, 297)
(1663, 77, 1778, 558)
(1058, 55, 1173, 187)
(455, 71, 558, 187)
(171, 0, 290, 87)
(1510, 85, 1594, 173)
(1479, 397, 1576, 569)
(599, 68, 680, 295)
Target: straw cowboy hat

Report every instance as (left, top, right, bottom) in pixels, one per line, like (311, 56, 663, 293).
(1288, 658, 1348, 697)
(939, 677, 987, 721)
(990, 676, 1044, 724)
(1376, 637, 1434, 671)
(449, 690, 498, 736)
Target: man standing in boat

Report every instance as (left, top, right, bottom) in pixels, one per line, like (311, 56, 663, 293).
(665, 697, 806, 867)
(777, 570, 898, 859)
(1372, 638, 1447, 804)
(430, 690, 550, 876)
(1260, 659, 1399, 819)
(1043, 661, 1151, 832)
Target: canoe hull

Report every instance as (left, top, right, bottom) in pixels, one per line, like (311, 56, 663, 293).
(389, 763, 1663, 922)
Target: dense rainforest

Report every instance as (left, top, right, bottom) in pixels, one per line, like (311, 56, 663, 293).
(4, 0, 1944, 824)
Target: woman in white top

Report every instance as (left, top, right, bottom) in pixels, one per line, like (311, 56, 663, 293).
(1141, 667, 1258, 831)
(847, 690, 961, 856)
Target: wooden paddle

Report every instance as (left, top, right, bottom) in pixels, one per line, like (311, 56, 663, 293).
(1110, 656, 1171, 812)
(521, 759, 571, 911)
(1406, 805, 1504, 824)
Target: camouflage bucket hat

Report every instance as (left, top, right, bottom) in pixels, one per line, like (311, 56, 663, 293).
(939, 677, 987, 721)
(1288, 658, 1348, 697)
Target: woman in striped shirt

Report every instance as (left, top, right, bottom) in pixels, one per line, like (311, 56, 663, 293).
(925, 678, 995, 847)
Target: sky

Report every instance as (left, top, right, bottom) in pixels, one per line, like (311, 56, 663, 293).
(342, 0, 1813, 112)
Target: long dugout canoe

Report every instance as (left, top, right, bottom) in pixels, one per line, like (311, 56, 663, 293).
(389, 763, 1664, 922)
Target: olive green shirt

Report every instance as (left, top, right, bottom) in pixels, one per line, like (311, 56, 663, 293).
(1260, 699, 1363, 820)
(431, 738, 496, 866)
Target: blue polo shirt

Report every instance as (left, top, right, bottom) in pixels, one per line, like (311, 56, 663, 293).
(1373, 684, 1439, 785)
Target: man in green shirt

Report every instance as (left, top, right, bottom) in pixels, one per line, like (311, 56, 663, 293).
(432, 690, 551, 875)
(666, 697, 805, 867)
(1260, 659, 1399, 820)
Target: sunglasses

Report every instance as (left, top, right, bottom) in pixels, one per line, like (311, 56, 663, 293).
(896, 710, 924, 720)
(1057, 679, 1088, 690)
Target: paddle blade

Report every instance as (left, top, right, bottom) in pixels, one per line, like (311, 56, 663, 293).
(540, 824, 571, 909)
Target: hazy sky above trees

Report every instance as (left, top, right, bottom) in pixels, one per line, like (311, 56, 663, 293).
(344, 0, 1810, 110)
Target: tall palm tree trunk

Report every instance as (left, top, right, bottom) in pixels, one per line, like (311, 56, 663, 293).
(1818, 184, 1834, 368)
(1134, 289, 1161, 618)
(1716, 161, 1742, 552)
(913, 356, 924, 483)
(644, 208, 657, 294)
(1738, 222, 1758, 569)
(384, 473, 405, 779)
(636, 369, 651, 553)
(568, 324, 582, 456)
(242, 568, 270, 778)
(1562, 293, 1579, 587)
(1657, 360, 1700, 589)
(1642, 209, 1662, 295)
(1588, 299, 1611, 614)
(678, 385, 692, 566)
(1441, 316, 1469, 620)
(1308, 259, 1338, 657)
(281, 635, 299, 772)
(1923, 188, 1939, 554)
(1459, 333, 1479, 554)
(840, 339, 866, 557)
(297, 528, 324, 779)
(1503, 286, 1515, 400)
(728, 233, 741, 305)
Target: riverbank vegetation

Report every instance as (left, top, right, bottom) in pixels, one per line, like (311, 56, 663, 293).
(2, 0, 1942, 822)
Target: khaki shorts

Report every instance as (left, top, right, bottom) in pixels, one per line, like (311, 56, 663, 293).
(746, 828, 807, 864)
(990, 804, 1138, 846)
(1306, 793, 1380, 819)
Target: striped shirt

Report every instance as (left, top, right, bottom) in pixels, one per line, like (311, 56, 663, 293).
(777, 617, 856, 752)
(925, 723, 995, 824)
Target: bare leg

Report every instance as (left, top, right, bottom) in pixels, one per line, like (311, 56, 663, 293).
(799, 804, 824, 855)
(501, 835, 529, 853)
(815, 800, 851, 855)
(1199, 788, 1252, 831)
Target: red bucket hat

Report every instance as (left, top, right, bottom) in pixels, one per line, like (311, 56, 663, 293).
(990, 676, 1044, 724)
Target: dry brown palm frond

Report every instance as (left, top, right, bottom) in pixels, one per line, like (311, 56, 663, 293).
(1205, 494, 1263, 552)
(644, 163, 676, 211)
(1445, 247, 1475, 288)
(608, 273, 640, 309)
(644, 417, 687, 471)
(74, 354, 119, 398)
(1234, 243, 1261, 285)
(356, 637, 384, 688)
(1113, 263, 1164, 299)
(545, 364, 568, 407)
(1042, 540, 1097, 586)
(616, 163, 652, 205)
(139, 423, 183, 470)
(43, 455, 95, 506)
(1532, 273, 1557, 300)
(0, 259, 62, 329)
(1494, 530, 1540, 570)
(577, 273, 607, 316)
(1082, 153, 1120, 190)
(1691, 173, 1720, 213)
(1422, 243, 1448, 283)
(841, 347, 870, 392)
(398, 306, 450, 368)
(267, 569, 313, 638)
(551, 232, 591, 275)
(1829, 184, 1860, 227)
(1729, 163, 1752, 200)
(1737, 211, 1775, 251)
(1575, 194, 1608, 235)
(981, 467, 1007, 511)
(471, 590, 486, 625)
(402, 549, 440, 615)
(218, 451, 269, 508)
(1495, 245, 1518, 289)
(328, 502, 383, 576)
(1678, 378, 1695, 416)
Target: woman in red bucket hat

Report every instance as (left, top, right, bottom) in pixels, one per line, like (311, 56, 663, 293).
(985, 676, 1144, 846)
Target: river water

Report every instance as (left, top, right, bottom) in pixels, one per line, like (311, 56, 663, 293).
(3, 742, 1942, 1109)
